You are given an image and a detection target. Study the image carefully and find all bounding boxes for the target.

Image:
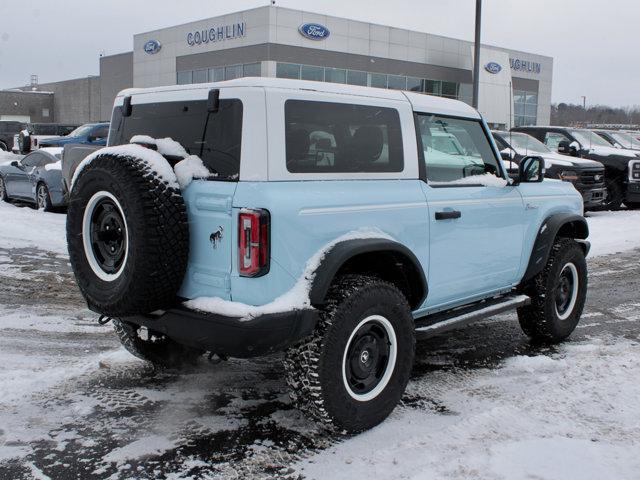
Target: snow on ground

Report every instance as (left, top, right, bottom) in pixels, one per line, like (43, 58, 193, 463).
(0, 203, 67, 255)
(296, 337, 640, 480)
(585, 210, 640, 256)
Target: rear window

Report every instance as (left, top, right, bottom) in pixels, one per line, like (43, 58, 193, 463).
(284, 100, 404, 173)
(109, 99, 243, 181)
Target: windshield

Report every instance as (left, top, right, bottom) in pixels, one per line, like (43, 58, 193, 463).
(570, 129, 612, 148)
(502, 132, 551, 154)
(67, 125, 94, 137)
(610, 131, 640, 149)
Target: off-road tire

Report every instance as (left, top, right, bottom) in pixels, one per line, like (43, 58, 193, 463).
(18, 131, 31, 154)
(0, 141, 7, 152)
(67, 153, 188, 316)
(36, 183, 52, 212)
(0, 177, 7, 201)
(113, 319, 202, 368)
(598, 178, 623, 211)
(284, 274, 415, 433)
(518, 238, 587, 343)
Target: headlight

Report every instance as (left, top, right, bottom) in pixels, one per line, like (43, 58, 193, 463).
(629, 160, 640, 181)
(559, 170, 578, 182)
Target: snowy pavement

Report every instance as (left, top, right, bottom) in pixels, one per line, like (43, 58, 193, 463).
(0, 202, 639, 479)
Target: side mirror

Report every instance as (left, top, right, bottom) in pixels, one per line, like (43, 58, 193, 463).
(558, 140, 579, 156)
(10, 160, 19, 168)
(518, 156, 545, 183)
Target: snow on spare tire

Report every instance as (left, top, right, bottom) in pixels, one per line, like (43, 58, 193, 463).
(67, 142, 204, 316)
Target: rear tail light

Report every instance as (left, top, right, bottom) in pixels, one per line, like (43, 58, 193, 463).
(238, 208, 270, 277)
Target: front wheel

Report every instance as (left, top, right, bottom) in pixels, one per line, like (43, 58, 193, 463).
(284, 275, 415, 433)
(518, 238, 587, 343)
(0, 177, 7, 201)
(599, 178, 623, 211)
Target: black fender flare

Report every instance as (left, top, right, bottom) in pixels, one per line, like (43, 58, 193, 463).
(308, 238, 428, 309)
(521, 213, 589, 283)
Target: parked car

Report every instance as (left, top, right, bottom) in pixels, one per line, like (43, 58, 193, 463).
(512, 126, 640, 210)
(0, 147, 67, 211)
(593, 129, 640, 151)
(492, 130, 605, 210)
(0, 121, 24, 152)
(12, 123, 78, 154)
(39, 122, 109, 148)
(66, 78, 589, 433)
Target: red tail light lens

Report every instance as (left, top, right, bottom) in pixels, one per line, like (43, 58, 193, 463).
(238, 209, 270, 277)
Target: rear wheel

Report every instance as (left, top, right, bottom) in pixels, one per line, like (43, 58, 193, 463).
(18, 131, 30, 154)
(0, 177, 7, 201)
(36, 183, 53, 212)
(284, 275, 415, 433)
(113, 319, 202, 368)
(518, 238, 587, 343)
(0, 141, 7, 152)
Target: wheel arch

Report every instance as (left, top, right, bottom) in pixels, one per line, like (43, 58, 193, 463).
(308, 238, 428, 310)
(521, 213, 589, 284)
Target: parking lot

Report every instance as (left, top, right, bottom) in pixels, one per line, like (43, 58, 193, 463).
(0, 199, 638, 479)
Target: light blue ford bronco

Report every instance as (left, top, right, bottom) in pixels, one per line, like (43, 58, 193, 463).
(66, 78, 589, 433)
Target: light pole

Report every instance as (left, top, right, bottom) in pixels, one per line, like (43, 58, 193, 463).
(581, 96, 586, 109)
(472, 0, 482, 108)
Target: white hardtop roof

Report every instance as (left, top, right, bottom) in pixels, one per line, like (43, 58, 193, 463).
(117, 77, 480, 119)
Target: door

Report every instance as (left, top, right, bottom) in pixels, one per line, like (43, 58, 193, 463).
(416, 113, 525, 309)
(17, 153, 45, 199)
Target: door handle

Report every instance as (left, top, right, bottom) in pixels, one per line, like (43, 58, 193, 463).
(435, 210, 462, 220)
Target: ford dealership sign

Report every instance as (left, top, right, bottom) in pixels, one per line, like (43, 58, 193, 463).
(484, 62, 502, 74)
(143, 40, 162, 55)
(298, 23, 330, 40)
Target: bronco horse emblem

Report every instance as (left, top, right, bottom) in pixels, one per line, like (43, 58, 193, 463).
(210, 226, 224, 249)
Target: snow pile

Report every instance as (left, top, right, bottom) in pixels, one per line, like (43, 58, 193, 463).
(295, 338, 640, 479)
(71, 143, 180, 190)
(102, 435, 177, 464)
(0, 202, 67, 254)
(44, 160, 61, 171)
(174, 155, 211, 189)
(429, 173, 508, 188)
(130, 135, 188, 158)
(184, 228, 394, 319)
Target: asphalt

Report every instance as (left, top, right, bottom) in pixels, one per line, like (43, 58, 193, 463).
(0, 243, 638, 480)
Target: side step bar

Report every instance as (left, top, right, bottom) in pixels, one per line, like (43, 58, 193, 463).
(414, 294, 530, 339)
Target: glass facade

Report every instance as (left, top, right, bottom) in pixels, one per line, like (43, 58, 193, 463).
(177, 62, 261, 84)
(514, 89, 538, 126)
(275, 62, 472, 103)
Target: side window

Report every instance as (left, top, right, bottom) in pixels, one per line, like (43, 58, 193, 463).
(22, 153, 45, 168)
(544, 132, 571, 150)
(416, 114, 501, 183)
(92, 125, 109, 139)
(284, 100, 404, 173)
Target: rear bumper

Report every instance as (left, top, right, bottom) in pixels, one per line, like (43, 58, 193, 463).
(123, 306, 319, 358)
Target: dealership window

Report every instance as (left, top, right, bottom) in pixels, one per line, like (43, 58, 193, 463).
(177, 70, 193, 85)
(284, 100, 404, 173)
(514, 89, 538, 126)
(193, 69, 208, 84)
(243, 62, 261, 77)
(274, 62, 467, 102)
(208, 67, 224, 82)
(225, 65, 243, 80)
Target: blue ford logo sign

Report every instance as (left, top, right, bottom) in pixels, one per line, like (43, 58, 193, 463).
(143, 40, 162, 55)
(485, 62, 502, 74)
(298, 23, 330, 40)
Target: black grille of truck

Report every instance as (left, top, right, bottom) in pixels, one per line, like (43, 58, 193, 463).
(578, 169, 605, 186)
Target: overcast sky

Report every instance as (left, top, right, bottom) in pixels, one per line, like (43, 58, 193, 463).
(1, 0, 638, 107)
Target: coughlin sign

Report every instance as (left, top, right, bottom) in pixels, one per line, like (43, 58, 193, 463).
(510, 58, 542, 74)
(187, 22, 246, 46)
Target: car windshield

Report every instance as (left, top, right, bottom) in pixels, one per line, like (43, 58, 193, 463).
(503, 132, 551, 154)
(570, 130, 612, 148)
(610, 131, 640, 149)
(67, 125, 94, 137)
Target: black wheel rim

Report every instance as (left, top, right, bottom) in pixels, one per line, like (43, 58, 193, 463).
(89, 198, 127, 274)
(555, 265, 576, 316)
(344, 320, 391, 396)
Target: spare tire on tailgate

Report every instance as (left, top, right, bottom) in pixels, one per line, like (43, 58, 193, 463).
(66, 147, 189, 316)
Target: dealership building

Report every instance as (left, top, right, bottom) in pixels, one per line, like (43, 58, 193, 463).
(4, 5, 553, 129)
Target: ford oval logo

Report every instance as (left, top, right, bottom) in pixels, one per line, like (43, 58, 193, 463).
(298, 23, 330, 40)
(485, 62, 502, 74)
(143, 40, 162, 55)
